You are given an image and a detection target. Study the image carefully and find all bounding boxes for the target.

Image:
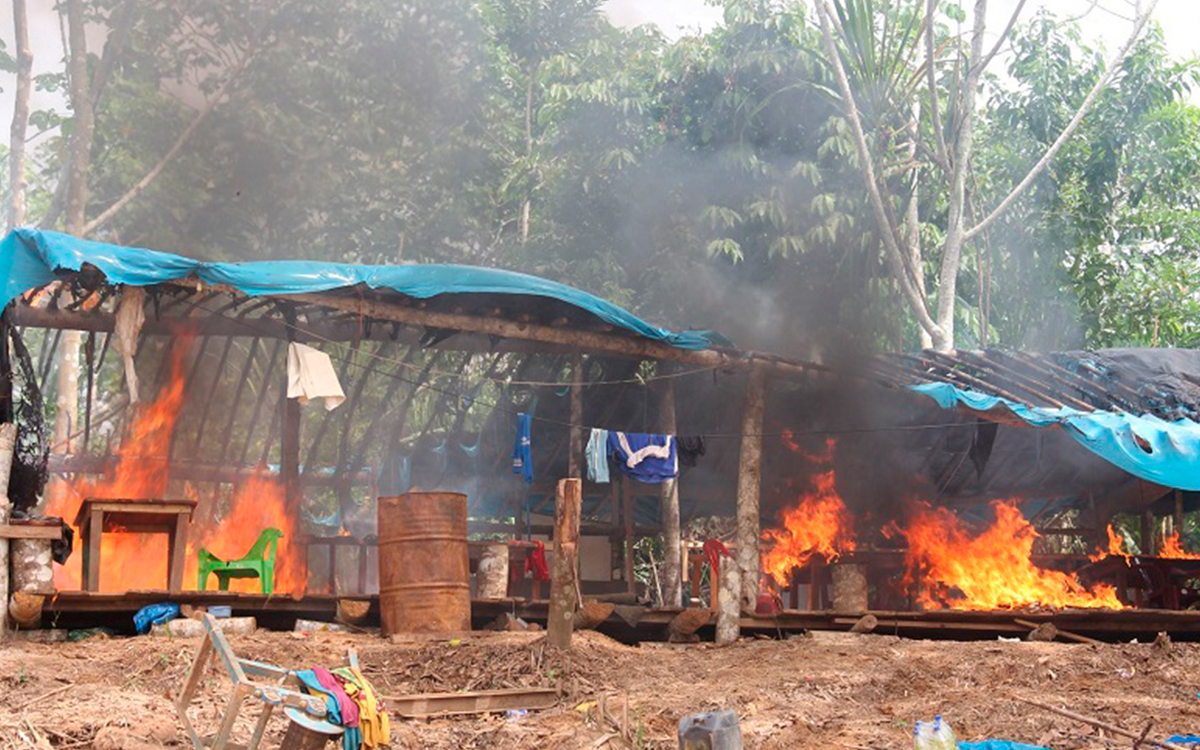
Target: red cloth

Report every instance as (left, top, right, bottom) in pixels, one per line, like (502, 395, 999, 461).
(523, 540, 550, 582)
(313, 667, 360, 728)
(703, 538, 732, 576)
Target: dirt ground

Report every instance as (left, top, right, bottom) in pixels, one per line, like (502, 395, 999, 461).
(1, 628, 1199, 750)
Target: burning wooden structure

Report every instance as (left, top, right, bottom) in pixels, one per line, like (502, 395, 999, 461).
(3, 228, 1200, 640)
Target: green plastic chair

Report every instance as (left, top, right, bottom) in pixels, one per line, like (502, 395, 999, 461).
(198, 527, 283, 594)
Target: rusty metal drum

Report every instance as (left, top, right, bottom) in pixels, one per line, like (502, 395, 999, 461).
(378, 492, 471, 635)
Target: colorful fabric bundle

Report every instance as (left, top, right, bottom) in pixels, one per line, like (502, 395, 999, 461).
(296, 668, 362, 750)
(332, 667, 391, 749)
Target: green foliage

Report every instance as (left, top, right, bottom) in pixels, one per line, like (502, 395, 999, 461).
(14, 0, 1200, 355)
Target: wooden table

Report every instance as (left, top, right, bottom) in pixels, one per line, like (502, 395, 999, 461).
(75, 498, 197, 592)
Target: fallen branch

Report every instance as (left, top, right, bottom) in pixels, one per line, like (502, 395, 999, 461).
(1014, 618, 1104, 646)
(12, 682, 74, 713)
(1014, 697, 1184, 750)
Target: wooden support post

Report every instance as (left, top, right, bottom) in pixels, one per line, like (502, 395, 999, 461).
(280, 307, 305, 591)
(1175, 490, 1185, 537)
(622, 476, 635, 595)
(0, 423, 15, 638)
(735, 364, 766, 611)
(657, 365, 681, 608)
(568, 354, 583, 479)
(548, 478, 582, 649)
(807, 561, 822, 610)
(715, 552, 740, 645)
(1142, 509, 1156, 555)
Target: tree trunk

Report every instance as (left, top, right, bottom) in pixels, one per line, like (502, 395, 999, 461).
(47, 0, 95, 507)
(0, 423, 18, 638)
(715, 554, 740, 645)
(657, 366, 682, 608)
(548, 478, 582, 649)
(904, 104, 931, 350)
(933, 0, 988, 352)
(520, 63, 536, 244)
(64, 0, 95, 236)
(568, 354, 583, 478)
(735, 365, 766, 612)
(6, 0, 32, 231)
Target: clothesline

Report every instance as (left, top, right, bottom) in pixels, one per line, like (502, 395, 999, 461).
(170, 293, 980, 441)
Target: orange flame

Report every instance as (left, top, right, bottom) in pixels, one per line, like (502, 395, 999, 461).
(761, 439, 856, 586)
(1089, 524, 1131, 563)
(188, 471, 306, 594)
(47, 335, 304, 595)
(47, 338, 191, 591)
(1159, 532, 1200, 560)
(898, 501, 1122, 610)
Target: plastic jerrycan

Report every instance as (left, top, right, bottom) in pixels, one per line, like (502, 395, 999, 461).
(678, 710, 743, 750)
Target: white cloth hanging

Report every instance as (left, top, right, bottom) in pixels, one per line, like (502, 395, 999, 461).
(287, 342, 345, 410)
(113, 287, 145, 404)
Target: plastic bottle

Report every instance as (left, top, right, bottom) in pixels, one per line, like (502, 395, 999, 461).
(914, 720, 935, 750)
(933, 716, 958, 750)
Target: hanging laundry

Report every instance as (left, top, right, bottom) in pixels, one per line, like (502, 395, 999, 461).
(332, 667, 391, 749)
(287, 342, 346, 410)
(113, 287, 145, 403)
(512, 413, 533, 483)
(586, 428, 610, 483)
(523, 540, 551, 582)
(608, 432, 678, 483)
(703, 538, 732, 577)
(677, 435, 707, 468)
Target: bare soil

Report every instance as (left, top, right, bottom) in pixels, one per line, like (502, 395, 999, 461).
(1, 628, 1198, 749)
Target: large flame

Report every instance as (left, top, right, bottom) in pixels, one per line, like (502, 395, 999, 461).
(898, 501, 1122, 610)
(1159, 532, 1200, 560)
(47, 338, 191, 590)
(761, 439, 856, 586)
(46, 336, 304, 595)
(188, 471, 306, 594)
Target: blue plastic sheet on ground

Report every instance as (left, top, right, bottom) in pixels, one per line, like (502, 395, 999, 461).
(133, 602, 180, 634)
(958, 742, 1048, 750)
(911, 382, 1200, 491)
(0, 229, 729, 351)
(1167, 736, 1200, 745)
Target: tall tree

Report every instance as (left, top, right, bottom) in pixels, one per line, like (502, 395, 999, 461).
(814, 0, 1159, 351)
(5, 0, 32, 231)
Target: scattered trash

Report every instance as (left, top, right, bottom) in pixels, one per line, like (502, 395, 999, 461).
(505, 710, 528, 722)
(1166, 737, 1200, 745)
(134, 602, 181, 635)
(575, 701, 597, 715)
(679, 709, 742, 750)
(913, 715, 956, 750)
(294, 619, 350, 633)
(209, 605, 232, 618)
(958, 743, 1049, 750)
(153, 616, 257, 638)
(68, 627, 115, 642)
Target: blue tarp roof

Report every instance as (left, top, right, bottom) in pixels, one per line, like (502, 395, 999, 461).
(912, 382, 1200, 491)
(0, 229, 729, 351)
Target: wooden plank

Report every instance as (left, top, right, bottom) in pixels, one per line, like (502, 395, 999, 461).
(0, 524, 63, 540)
(386, 688, 558, 718)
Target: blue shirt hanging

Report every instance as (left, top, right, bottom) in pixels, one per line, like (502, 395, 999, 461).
(608, 432, 677, 483)
(512, 413, 533, 483)
(586, 428, 610, 484)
